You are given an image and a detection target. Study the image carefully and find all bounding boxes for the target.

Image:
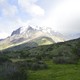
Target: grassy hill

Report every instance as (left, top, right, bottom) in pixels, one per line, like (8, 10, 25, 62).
(0, 38, 80, 80)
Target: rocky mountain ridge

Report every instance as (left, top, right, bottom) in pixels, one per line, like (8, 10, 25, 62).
(0, 25, 64, 50)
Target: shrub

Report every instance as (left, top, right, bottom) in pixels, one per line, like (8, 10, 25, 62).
(20, 51, 30, 58)
(53, 55, 78, 64)
(0, 56, 11, 64)
(8, 67, 27, 80)
(31, 60, 48, 70)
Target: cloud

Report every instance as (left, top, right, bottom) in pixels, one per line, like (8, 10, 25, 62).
(2, 5, 18, 17)
(0, 32, 9, 39)
(16, 18, 31, 26)
(40, 0, 80, 34)
(0, 0, 18, 17)
(0, 0, 5, 4)
(18, 0, 45, 16)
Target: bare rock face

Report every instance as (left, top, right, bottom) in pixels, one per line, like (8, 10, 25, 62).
(11, 28, 21, 36)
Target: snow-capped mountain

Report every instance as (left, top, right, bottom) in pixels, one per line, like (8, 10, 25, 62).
(0, 25, 65, 50)
(11, 26, 36, 36)
(11, 25, 64, 37)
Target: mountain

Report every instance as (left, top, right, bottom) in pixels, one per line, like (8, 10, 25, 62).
(0, 25, 64, 50)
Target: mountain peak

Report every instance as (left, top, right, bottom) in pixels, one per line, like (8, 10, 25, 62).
(11, 25, 34, 36)
(11, 25, 63, 37)
(27, 26, 34, 31)
(11, 27, 21, 36)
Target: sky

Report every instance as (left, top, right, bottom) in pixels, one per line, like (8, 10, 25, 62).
(0, 0, 80, 39)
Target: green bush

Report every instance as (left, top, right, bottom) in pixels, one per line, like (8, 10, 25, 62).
(31, 61, 48, 70)
(20, 50, 30, 58)
(8, 67, 27, 80)
(53, 55, 78, 64)
(0, 56, 11, 64)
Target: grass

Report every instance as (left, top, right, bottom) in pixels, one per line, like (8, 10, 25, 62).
(28, 60, 80, 80)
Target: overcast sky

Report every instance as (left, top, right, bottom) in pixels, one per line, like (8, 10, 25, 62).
(0, 0, 80, 39)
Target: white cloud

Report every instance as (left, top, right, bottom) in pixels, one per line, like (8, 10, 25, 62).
(28, 4, 45, 16)
(2, 5, 18, 16)
(40, 0, 80, 34)
(0, 0, 5, 4)
(18, 0, 45, 16)
(0, 0, 18, 17)
(16, 18, 30, 26)
(0, 32, 9, 39)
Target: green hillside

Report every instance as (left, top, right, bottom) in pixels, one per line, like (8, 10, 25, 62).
(0, 38, 80, 80)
